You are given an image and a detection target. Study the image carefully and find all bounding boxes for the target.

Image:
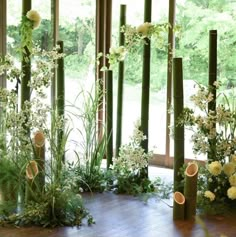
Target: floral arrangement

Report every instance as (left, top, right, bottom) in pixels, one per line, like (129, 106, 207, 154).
(26, 10, 41, 29)
(178, 82, 236, 214)
(98, 21, 171, 70)
(110, 120, 154, 195)
(121, 22, 170, 51)
(0, 45, 94, 227)
(20, 10, 41, 56)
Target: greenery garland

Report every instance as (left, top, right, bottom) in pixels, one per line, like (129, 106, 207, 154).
(20, 10, 41, 57)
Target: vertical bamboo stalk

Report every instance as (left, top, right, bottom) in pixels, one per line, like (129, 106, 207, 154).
(25, 160, 39, 202)
(106, 70, 113, 169)
(140, 0, 152, 178)
(51, 0, 59, 109)
(0, 0, 7, 88)
(96, 0, 106, 141)
(184, 163, 198, 220)
(34, 131, 45, 191)
(56, 40, 65, 162)
(104, 0, 112, 69)
(115, 4, 126, 157)
(0, 0, 7, 153)
(141, 0, 152, 153)
(173, 191, 185, 220)
(21, 0, 32, 110)
(165, 0, 176, 167)
(173, 57, 184, 192)
(208, 30, 217, 162)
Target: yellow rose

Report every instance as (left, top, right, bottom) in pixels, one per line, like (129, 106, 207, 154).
(223, 162, 235, 176)
(231, 154, 236, 164)
(227, 186, 236, 200)
(208, 161, 222, 176)
(26, 10, 41, 29)
(204, 190, 215, 201)
(137, 22, 152, 37)
(229, 175, 236, 187)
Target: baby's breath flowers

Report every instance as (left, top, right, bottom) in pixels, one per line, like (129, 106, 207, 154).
(112, 119, 151, 172)
(110, 119, 153, 194)
(106, 46, 127, 68)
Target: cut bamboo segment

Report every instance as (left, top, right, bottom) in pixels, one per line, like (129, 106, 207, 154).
(34, 131, 45, 191)
(184, 163, 199, 220)
(173, 191, 185, 220)
(26, 160, 39, 180)
(34, 131, 45, 147)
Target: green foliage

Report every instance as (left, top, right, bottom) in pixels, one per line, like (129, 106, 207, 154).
(110, 120, 154, 196)
(7, 186, 92, 227)
(69, 85, 107, 193)
(0, 47, 92, 227)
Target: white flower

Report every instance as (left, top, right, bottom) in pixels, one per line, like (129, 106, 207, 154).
(26, 10, 41, 29)
(204, 190, 215, 201)
(227, 186, 236, 200)
(208, 161, 222, 176)
(223, 162, 235, 176)
(229, 175, 236, 187)
(137, 22, 152, 37)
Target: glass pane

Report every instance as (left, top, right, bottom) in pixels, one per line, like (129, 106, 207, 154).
(112, 0, 168, 155)
(174, 0, 236, 160)
(59, 0, 96, 160)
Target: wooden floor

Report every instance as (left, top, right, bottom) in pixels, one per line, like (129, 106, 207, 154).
(0, 192, 235, 237)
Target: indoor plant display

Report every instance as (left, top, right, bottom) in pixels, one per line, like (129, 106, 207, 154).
(178, 82, 236, 214)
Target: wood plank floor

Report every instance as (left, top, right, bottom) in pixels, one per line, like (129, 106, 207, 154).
(0, 191, 235, 237)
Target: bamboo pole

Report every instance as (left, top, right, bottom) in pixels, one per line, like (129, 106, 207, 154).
(104, 0, 112, 69)
(173, 191, 185, 220)
(184, 163, 198, 220)
(56, 40, 65, 162)
(140, 0, 152, 178)
(34, 131, 45, 191)
(173, 57, 184, 193)
(50, 0, 59, 109)
(21, 0, 32, 110)
(25, 160, 39, 202)
(0, 0, 6, 88)
(208, 30, 217, 162)
(115, 4, 126, 157)
(141, 0, 152, 153)
(165, 0, 176, 167)
(106, 70, 113, 169)
(96, 0, 106, 141)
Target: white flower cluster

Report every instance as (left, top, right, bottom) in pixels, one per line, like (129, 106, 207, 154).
(0, 47, 65, 163)
(106, 46, 127, 68)
(121, 22, 170, 51)
(112, 119, 152, 175)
